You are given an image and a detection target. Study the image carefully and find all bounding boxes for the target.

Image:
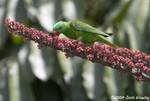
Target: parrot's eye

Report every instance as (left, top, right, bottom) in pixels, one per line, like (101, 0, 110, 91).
(53, 22, 63, 31)
(58, 25, 62, 30)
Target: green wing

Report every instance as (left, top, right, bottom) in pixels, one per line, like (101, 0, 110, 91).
(70, 20, 110, 37)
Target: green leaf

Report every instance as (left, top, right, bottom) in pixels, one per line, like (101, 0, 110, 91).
(0, 0, 8, 48)
(28, 42, 54, 81)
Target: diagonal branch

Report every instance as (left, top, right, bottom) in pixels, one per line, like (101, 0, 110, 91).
(5, 18, 150, 81)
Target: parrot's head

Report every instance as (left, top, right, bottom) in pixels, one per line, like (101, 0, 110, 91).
(53, 21, 66, 33)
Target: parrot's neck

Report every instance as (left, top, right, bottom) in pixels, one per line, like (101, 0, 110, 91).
(60, 21, 77, 39)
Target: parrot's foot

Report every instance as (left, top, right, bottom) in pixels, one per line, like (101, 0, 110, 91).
(93, 42, 107, 50)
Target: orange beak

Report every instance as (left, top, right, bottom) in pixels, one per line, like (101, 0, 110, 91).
(54, 31, 60, 36)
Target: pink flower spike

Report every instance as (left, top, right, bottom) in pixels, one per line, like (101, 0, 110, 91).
(4, 18, 150, 82)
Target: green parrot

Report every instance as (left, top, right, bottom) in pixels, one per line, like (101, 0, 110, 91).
(53, 20, 119, 48)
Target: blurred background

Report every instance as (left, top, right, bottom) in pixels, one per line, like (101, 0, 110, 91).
(0, 0, 150, 101)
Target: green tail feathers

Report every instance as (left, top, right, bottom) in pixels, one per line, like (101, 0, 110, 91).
(98, 37, 119, 48)
(106, 41, 119, 48)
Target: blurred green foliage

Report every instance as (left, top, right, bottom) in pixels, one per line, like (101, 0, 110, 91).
(0, 0, 150, 101)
